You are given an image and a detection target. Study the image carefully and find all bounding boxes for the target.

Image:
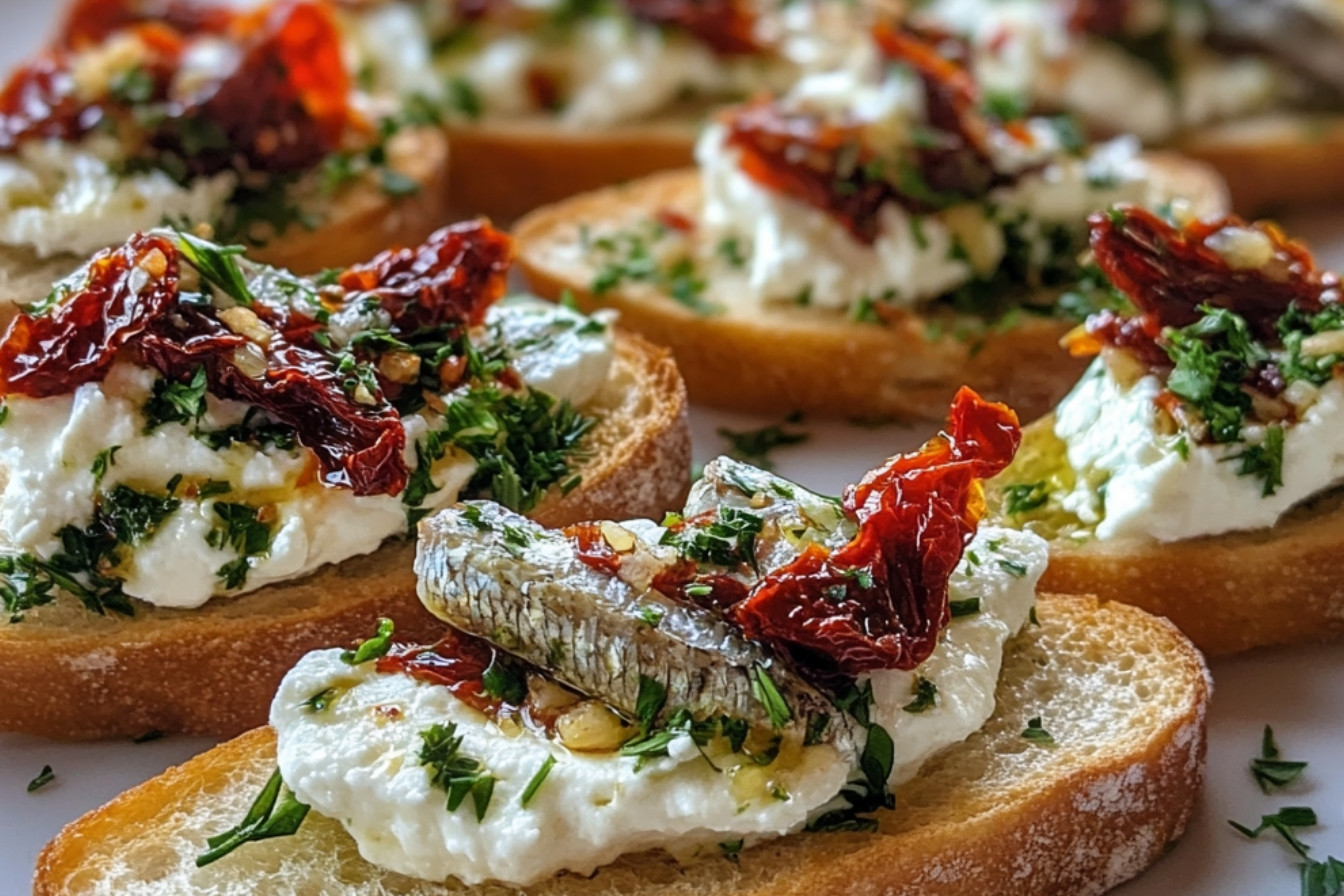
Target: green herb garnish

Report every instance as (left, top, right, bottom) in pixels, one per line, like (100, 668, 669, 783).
(1022, 716, 1056, 746)
(902, 676, 938, 713)
(419, 722, 496, 822)
(1253, 725, 1308, 794)
(196, 768, 310, 867)
(519, 755, 557, 808)
(341, 617, 395, 665)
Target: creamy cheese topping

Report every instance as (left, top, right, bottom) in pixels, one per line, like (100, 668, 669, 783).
(912, 0, 1290, 141)
(0, 138, 237, 260)
(696, 116, 1152, 312)
(271, 525, 1042, 886)
(434, 2, 857, 128)
(1054, 358, 1344, 542)
(0, 298, 612, 609)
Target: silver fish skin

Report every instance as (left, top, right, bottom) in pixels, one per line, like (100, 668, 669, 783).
(414, 502, 855, 752)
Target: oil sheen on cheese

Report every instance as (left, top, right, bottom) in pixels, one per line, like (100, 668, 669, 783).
(0, 299, 612, 609)
(271, 526, 1042, 886)
(1054, 359, 1344, 542)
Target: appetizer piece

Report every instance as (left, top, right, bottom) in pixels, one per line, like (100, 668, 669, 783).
(910, 0, 1344, 211)
(0, 0, 449, 311)
(514, 25, 1227, 421)
(36, 391, 1212, 896)
(394, 0, 860, 220)
(0, 222, 690, 739)
(992, 203, 1344, 653)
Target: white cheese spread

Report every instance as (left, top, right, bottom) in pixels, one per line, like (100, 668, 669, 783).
(0, 137, 236, 260)
(0, 298, 613, 609)
(913, 0, 1290, 141)
(271, 525, 1043, 886)
(1054, 358, 1344, 542)
(434, 2, 856, 128)
(695, 116, 1152, 312)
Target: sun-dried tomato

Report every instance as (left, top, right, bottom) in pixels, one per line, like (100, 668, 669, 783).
(621, 0, 760, 55)
(1, 0, 350, 177)
(1068, 0, 1136, 37)
(567, 522, 622, 575)
(1085, 206, 1338, 359)
(378, 629, 505, 715)
(0, 233, 180, 398)
(729, 388, 1021, 683)
(722, 25, 1007, 244)
(339, 221, 513, 334)
(57, 0, 234, 49)
(156, 0, 351, 177)
(136, 304, 407, 496)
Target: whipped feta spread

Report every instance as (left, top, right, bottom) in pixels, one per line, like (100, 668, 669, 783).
(435, 2, 856, 128)
(0, 138, 236, 260)
(913, 0, 1287, 141)
(1054, 358, 1344, 542)
(0, 298, 612, 609)
(696, 110, 1152, 312)
(271, 525, 1042, 886)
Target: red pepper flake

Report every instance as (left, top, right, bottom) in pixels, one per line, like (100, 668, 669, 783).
(0, 233, 180, 397)
(728, 388, 1021, 682)
(621, 0, 761, 55)
(377, 629, 504, 715)
(1083, 206, 1339, 364)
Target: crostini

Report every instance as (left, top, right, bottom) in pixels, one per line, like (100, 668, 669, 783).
(381, 0, 860, 220)
(514, 25, 1228, 421)
(0, 222, 690, 739)
(990, 202, 1344, 654)
(33, 390, 1211, 896)
(0, 0, 449, 310)
(909, 0, 1344, 212)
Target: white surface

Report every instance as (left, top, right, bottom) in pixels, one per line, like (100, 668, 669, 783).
(2, 5, 1344, 893)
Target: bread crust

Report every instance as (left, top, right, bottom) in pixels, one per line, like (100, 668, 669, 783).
(512, 161, 1228, 422)
(33, 595, 1210, 896)
(444, 119, 696, 224)
(1014, 414, 1344, 656)
(1175, 114, 1344, 215)
(0, 331, 690, 740)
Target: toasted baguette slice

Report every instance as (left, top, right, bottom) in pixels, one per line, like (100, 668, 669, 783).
(0, 126, 450, 326)
(1002, 415, 1344, 656)
(0, 330, 690, 741)
(445, 120, 696, 223)
(513, 161, 1229, 422)
(33, 594, 1210, 896)
(1176, 113, 1344, 215)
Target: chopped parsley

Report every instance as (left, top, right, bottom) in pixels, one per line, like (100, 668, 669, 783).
(662, 506, 763, 570)
(143, 367, 209, 432)
(1252, 725, 1308, 794)
(717, 413, 809, 470)
(949, 597, 982, 618)
(90, 446, 120, 487)
(27, 765, 55, 793)
(301, 687, 339, 714)
(588, 225, 720, 315)
(902, 676, 938, 713)
(1021, 716, 1056, 746)
(196, 768, 310, 867)
(1302, 856, 1344, 896)
(419, 722, 497, 822)
(997, 558, 1028, 578)
(177, 232, 255, 306)
(207, 502, 277, 590)
(750, 665, 793, 729)
(1, 484, 180, 622)
(519, 755, 557, 807)
(340, 617, 395, 666)
(719, 839, 744, 862)
(1229, 806, 1318, 859)
(481, 654, 527, 704)
(1003, 481, 1049, 515)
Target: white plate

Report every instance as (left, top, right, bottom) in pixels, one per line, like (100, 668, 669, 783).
(1, 8, 1343, 894)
